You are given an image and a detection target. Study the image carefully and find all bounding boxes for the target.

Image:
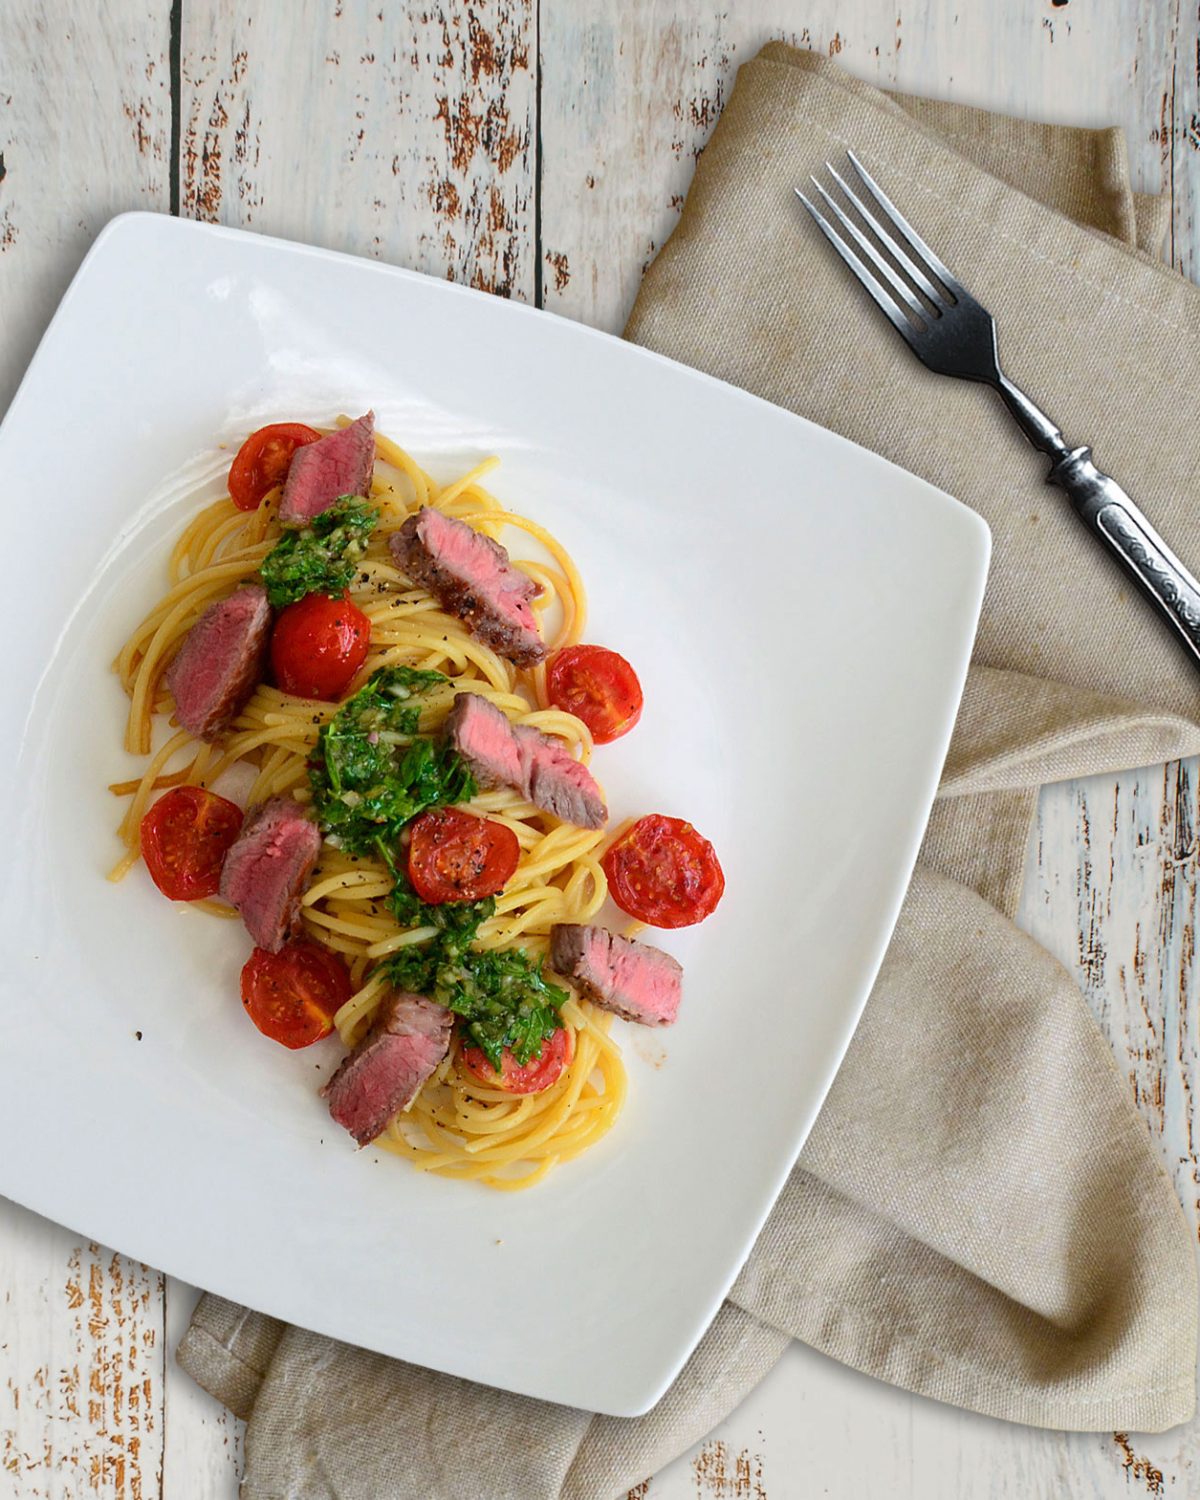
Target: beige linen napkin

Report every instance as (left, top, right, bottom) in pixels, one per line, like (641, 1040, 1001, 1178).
(179, 50, 1200, 1497)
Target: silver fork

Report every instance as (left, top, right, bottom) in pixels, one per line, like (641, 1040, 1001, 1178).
(798, 152, 1200, 671)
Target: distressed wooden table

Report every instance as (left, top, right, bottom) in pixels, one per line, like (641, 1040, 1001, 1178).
(3, 2, 1199, 1495)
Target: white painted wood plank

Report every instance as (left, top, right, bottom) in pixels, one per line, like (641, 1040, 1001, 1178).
(177, 0, 537, 296)
(1132, 0, 1199, 276)
(538, 1, 1151, 334)
(1012, 763, 1200, 1499)
(644, 1339, 1157, 1500)
(0, 2, 172, 416)
(162, 1283, 244, 1498)
(0, 1198, 166, 1499)
(0, 6, 177, 1497)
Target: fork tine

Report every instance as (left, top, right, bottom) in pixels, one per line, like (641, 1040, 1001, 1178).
(824, 164, 946, 308)
(808, 177, 926, 320)
(846, 149, 965, 299)
(795, 190, 920, 344)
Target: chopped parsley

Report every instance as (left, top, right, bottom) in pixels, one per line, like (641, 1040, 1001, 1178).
(261, 497, 378, 608)
(386, 862, 495, 939)
(383, 864, 561, 1067)
(385, 930, 565, 1069)
(308, 666, 474, 855)
(314, 667, 564, 1067)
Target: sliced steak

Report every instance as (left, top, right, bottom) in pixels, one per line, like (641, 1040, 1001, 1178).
(443, 691, 525, 790)
(218, 796, 322, 952)
(322, 990, 452, 1146)
(389, 507, 545, 666)
(278, 411, 375, 527)
(166, 583, 271, 742)
(444, 692, 607, 830)
(550, 924, 683, 1027)
(516, 726, 608, 830)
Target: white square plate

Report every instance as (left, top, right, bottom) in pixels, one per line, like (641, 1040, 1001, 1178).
(0, 214, 987, 1416)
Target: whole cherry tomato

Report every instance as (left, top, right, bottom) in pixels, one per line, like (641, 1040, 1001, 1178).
(270, 592, 370, 700)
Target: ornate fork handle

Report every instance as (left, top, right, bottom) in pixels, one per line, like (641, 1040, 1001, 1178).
(800, 153, 1200, 677)
(997, 370, 1200, 666)
(1050, 446, 1200, 662)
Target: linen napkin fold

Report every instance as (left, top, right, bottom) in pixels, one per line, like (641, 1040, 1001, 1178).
(179, 49, 1200, 1497)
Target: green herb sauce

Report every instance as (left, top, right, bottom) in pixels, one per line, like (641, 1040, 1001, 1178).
(312, 667, 566, 1069)
(385, 925, 565, 1069)
(261, 496, 378, 609)
(308, 666, 474, 855)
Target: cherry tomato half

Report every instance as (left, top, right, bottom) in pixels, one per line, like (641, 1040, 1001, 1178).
(603, 813, 725, 928)
(228, 422, 321, 511)
(240, 940, 353, 1049)
(270, 592, 371, 701)
(546, 644, 643, 744)
(406, 807, 521, 904)
(461, 1024, 573, 1095)
(140, 785, 244, 901)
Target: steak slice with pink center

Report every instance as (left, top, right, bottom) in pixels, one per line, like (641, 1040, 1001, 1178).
(218, 796, 322, 953)
(322, 991, 453, 1146)
(278, 411, 375, 527)
(515, 725, 607, 829)
(165, 582, 272, 742)
(549, 924, 683, 1027)
(389, 506, 546, 666)
(444, 692, 607, 830)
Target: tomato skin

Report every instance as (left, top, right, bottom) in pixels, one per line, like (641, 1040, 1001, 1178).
(270, 592, 371, 700)
(240, 941, 353, 1049)
(461, 1024, 573, 1094)
(406, 807, 521, 904)
(228, 423, 322, 511)
(603, 813, 725, 928)
(546, 644, 643, 744)
(140, 786, 244, 901)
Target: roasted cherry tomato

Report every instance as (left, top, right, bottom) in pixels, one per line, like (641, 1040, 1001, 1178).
(406, 807, 521, 904)
(461, 1024, 573, 1095)
(546, 644, 643, 744)
(270, 591, 371, 700)
(603, 813, 725, 928)
(140, 785, 244, 901)
(240, 940, 353, 1049)
(228, 422, 321, 511)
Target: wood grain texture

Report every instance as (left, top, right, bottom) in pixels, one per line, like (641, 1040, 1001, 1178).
(178, 0, 537, 295)
(4, 1, 1200, 1496)
(538, 1, 1150, 334)
(0, 6, 180, 1497)
(0, 2, 171, 415)
(161, 1284, 243, 1498)
(0, 1208, 164, 1499)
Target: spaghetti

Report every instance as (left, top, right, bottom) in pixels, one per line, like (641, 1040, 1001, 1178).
(112, 420, 627, 1189)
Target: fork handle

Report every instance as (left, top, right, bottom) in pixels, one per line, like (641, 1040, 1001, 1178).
(1047, 446, 1200, 668)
